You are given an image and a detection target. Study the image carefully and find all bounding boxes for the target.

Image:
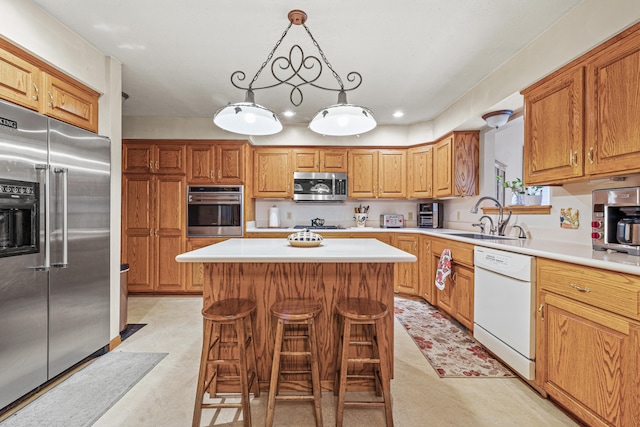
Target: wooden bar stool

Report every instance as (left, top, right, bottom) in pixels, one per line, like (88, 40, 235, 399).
(193, 298, 260, 427)
(335, 297, 393, 427)
(266, 298, 323, 427)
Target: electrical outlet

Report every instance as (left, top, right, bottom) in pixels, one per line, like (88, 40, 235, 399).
(407, 212, 413, 220)
(286, 212, 292, 220)
(456, 211, 461, 220)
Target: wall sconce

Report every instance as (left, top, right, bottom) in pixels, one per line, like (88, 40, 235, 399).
(482, 110, 513, 128)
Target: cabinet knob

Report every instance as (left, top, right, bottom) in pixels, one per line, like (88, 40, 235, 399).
(569, 283, 590, 293)
(587, 147, 594, 164)
(47, 91, 54, 108)
(32, 83, 39, 101)
(538, 303, 545, 320)
(218, 169, 221, 179)
(210, 170, 213, 178)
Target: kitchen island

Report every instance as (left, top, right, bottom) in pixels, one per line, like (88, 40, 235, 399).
(176, 237, 416, 392)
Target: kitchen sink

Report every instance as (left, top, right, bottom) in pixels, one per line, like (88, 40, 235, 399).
(448, 233, 514, 241)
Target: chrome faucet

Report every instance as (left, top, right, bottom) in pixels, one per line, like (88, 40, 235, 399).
(512, 224, 527, 239)
(470, 196, 512, 236)
(472, 215, 495, 235)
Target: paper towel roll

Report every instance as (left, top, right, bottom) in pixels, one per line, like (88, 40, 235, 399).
(268, 205, 280, 228)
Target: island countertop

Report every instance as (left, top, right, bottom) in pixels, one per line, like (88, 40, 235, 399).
(175, 237, 417, 263)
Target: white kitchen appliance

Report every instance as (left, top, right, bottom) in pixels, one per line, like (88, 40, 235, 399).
(380, 214, 404, 228)
(473, 246, 536, 380)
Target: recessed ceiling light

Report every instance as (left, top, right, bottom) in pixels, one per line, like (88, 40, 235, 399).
(283, 110, 296, 117)
(392, 111, 404, 118)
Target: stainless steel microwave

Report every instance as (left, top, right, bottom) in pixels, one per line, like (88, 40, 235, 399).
(293, 172, 347, 202)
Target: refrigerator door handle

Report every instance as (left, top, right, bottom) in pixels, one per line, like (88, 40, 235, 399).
(52, 167, 68, 268)
(30, 164, 50, 271)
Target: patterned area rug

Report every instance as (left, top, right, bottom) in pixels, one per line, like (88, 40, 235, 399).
(394, 297, 514, 378)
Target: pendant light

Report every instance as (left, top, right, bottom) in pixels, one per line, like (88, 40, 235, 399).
(213, 10, 375, 137)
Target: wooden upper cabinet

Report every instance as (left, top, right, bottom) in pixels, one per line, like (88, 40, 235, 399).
(187, 142, 245, 184)
(378, 149, 406, 197)
(408, 144, 433, 198)
(585, 28, 640, 177)
(0, 39, 99, 132)
(522, 67, 585, 185)
(123, 141, 186, 175)
(433, 132, 478, 198)
(43, 73, 99, 133)
(348, 149, 378, 198)
(253, 148, 291, 197)
(0, 43, 42, 111)
(292, 148, 347, 172)
(348, 149, 406, 198)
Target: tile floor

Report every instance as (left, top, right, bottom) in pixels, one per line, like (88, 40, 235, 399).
(92, 296, 577, 427)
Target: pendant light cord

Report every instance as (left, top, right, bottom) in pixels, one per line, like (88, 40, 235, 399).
(302, 23, 345, 91)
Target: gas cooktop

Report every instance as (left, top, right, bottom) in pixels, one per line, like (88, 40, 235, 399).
(293, 225, 345, 230)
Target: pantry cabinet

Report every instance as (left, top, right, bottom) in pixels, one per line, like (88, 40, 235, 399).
(253, 148, 292, 198)
(433, 132, 479, 198)
(0, 38, 99, 133)
(186, 141, 245, 184)
(123, 141, 186, 175)
(121, 174, 186, 293)
(292, 148, 347, 172)
(522, 22, 640, 184)
(431, 238, 474, 330)
(348, 149, 406, 198)
(407, 144, 433, 198)
(536, 259, 640, 427)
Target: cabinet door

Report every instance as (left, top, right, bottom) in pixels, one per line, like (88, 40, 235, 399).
(292, 148, 319, 172)
(433, 136, 453, 198)
(42, 72, 99, 133)
(122, 174, 154, 292)
(0, 44, 42, 111)
(394, 234, 419, 294)
(123, 143, 153, 174)
(186, 239, 227, 292)
(420, 237, 434, 304)
(348, 150, 378, 198)
(154, 175, 185, 292)
(585, 30, 640, 176)
(408, 145, 433, 198)
(217, 143, 244, 183)
(378, 150, 406, 198)
(523, 67, 584, 184)
(538, 291, 640, 427)
(154, 144, 186, 175)
(452, 263, 474, 330)
(187, 144, 215, 183)
(320, 149, 348, 172)
(253, 148, 291, 197)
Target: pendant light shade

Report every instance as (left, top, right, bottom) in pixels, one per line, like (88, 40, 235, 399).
(213, 10, 373, 137)
(309, 91, 376, 136)
(213, 90, 282, 136)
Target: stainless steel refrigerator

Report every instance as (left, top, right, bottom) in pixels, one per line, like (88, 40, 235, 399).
(0, 99, 110, 409)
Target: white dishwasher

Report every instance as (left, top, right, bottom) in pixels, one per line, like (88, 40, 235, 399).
(473, 246, 536, 380)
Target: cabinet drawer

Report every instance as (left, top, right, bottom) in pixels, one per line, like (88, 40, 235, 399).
(538, 259, 640, 321)
(432, 238, 474, 267)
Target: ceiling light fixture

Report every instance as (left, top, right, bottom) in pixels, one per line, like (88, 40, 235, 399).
(213, 10, 376, 137)
(482, 110, 513, 129)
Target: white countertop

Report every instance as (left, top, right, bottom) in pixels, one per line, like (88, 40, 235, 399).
(244, 223, 640, 275)
(175, 238, 417, 263)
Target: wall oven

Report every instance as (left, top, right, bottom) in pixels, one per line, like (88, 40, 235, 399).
(187, 185, 243, 237)
(0, 178, 39, 258)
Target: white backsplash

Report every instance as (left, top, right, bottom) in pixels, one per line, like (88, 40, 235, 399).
(255, 199, 424, 228)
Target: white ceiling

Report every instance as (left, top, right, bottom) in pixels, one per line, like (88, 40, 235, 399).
(32, 0, 582, 126)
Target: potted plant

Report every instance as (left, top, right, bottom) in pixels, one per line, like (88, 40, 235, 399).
(524, 185, 543, 206)
(497, 176, 525, 205)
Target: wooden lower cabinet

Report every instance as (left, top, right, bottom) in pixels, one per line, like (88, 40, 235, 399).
(393, 234, 420, 295)
(431, 238, 474, 330)
(186, 239, 227, 292)
(537, 259, 640, 427)
(420, 237, 434, 303)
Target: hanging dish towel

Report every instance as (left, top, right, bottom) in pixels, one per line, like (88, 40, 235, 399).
(435, 249, 452, 290)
